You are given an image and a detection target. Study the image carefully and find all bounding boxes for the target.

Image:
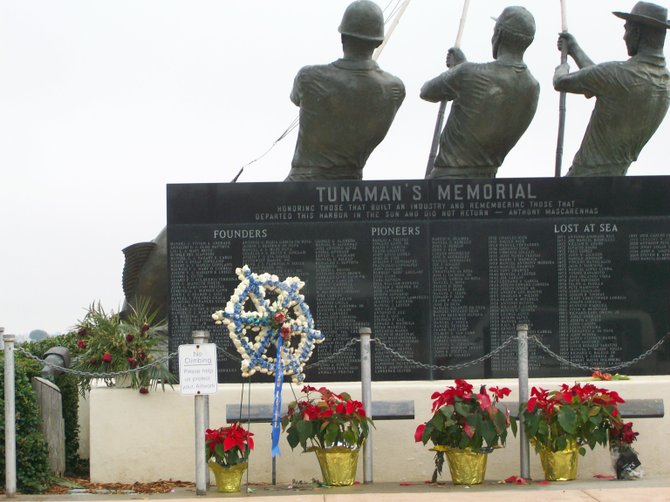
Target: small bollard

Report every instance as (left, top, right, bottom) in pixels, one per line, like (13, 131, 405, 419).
(359, 327, 373, 484)
(4, 330, 17, 498)
(517, 323, 530, 480)
(193, 330, 210, 496)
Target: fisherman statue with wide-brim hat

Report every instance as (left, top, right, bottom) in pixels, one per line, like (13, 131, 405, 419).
(555, 1, 670, 177)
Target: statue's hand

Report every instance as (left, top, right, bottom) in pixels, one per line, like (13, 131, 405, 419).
(446, 47, 466, 69)
(557, 32, 578, 56)
(553, 62, 570, 87)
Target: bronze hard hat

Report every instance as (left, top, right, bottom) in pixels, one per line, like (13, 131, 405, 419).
(338, 0, 385, 42)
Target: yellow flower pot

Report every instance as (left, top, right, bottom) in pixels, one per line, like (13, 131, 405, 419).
(539, 443, 579, 481)
(207, 460, 247, 493)
(434, 446, 488, 485)
(312, 446, 360, 486)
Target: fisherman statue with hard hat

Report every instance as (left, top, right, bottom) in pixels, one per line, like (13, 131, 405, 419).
(555, 2, 670, 176)
(284, 0, 406, 181)
(421, 6, 540, 179)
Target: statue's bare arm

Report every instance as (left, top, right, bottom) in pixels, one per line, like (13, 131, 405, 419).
(558, 33, 595, 69)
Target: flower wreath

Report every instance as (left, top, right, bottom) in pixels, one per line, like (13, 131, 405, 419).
(212, 265, 324, 383)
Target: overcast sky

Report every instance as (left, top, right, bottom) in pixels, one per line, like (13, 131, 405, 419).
(1, 0, 668, 337)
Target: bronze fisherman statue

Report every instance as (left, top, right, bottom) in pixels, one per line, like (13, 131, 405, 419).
(555, 1, 670, 176)
(284, 0, 406, 182)
(421, 6, 540, 179)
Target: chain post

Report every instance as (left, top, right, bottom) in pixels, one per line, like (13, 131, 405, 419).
(359, 328, 373, 484)
(193, 330, 210, 496)
(516, 324, 530, 480)
(3, 330, 16, 498)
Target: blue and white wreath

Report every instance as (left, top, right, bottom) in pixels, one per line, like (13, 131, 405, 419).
(212, 265, 324, 383)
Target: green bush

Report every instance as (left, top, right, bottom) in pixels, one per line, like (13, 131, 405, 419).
(20, 333, 87, 476)
(0, 356, 51, 493)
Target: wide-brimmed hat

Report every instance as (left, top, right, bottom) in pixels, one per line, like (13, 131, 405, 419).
(613, 1, 670, 29)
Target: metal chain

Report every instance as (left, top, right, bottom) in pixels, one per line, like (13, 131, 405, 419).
(215, 344, 243, 362)
(213, 338, 361, 370)
(304, 337, 361, 370)
(529, 333, 669, 373)
(15, 346, 178, 379)
(373, 335, 518, 371)
(22, 330, 659, 379)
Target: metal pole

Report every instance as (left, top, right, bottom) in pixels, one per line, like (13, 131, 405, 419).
(193, 330, 210, 496)
(516, 324, 530, 479)
(204, 390, 210, 487)
(359, 327, 373, 484)
(4, 330, 17, 498)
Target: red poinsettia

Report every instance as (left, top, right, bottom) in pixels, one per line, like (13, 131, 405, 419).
(415, 380, 515, 482)
(416, 380, 514, 452)
(282, 386, 372, 451)
(521, 382, 631, 455)
(205, 423, 254, 467)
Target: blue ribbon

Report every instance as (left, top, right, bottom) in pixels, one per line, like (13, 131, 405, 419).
(271, 336, 284, 457)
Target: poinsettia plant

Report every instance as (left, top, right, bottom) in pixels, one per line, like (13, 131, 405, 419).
(281, 385, 373, 451)
(415, 379, 516, 451)
(205, 423, 254, 467)
(71, 299, 175, 395)
(520, 383, 631, 455)
(415, 380, 515, 481)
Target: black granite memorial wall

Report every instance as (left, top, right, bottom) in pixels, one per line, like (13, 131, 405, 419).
(167, 177, 670, 382)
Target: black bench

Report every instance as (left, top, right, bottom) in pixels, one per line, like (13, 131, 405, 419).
(505, 399, 664, 419)
(225, 398, 663, 422)
(225, 400, 414, 423)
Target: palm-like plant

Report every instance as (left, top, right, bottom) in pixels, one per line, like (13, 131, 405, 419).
(72, 299, 175, 394)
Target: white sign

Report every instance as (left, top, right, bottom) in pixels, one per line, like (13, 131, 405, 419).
(178, 343, 218, 395)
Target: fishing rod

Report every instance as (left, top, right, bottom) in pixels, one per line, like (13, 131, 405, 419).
(555, 0, 569, 178)
(374, 0, 411, 61)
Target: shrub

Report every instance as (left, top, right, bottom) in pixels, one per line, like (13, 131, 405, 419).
(0, 356, 51, 493)
(21, 333, 87, 475)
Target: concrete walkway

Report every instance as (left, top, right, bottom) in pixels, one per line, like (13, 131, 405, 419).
(7, 477, 670, 501)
